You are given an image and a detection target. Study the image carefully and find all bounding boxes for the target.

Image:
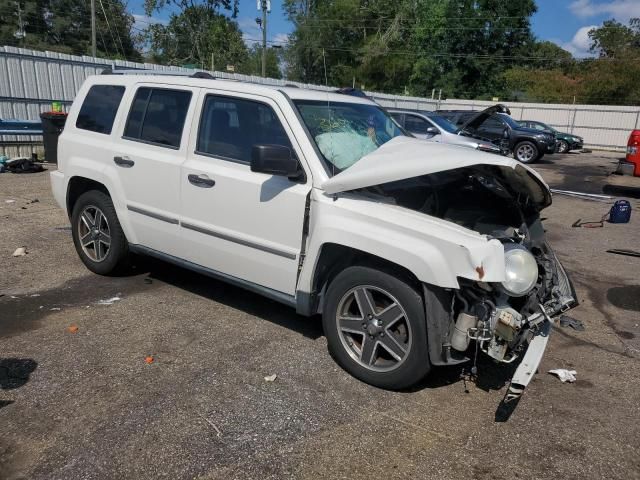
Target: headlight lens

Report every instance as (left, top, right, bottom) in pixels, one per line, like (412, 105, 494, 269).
(501, 244, 539, 296)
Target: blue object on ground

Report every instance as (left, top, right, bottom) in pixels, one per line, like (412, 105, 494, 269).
(608, 200, 632, 224)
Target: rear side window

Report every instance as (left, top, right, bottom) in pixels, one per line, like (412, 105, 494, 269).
(76, 85, 125, 134)
(123, 87, 192, 148)
(196, 95, 292, 163)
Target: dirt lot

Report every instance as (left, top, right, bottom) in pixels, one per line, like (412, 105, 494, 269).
(1, 151, 639, 480)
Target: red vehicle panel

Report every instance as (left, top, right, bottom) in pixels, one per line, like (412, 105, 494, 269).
(627, 129, 640, 177)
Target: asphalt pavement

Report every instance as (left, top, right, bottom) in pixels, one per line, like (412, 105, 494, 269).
(1, 151, 639, 480)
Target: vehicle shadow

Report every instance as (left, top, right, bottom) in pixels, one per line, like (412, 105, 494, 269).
(137, 256, 324, 340)
(0, 358, 38, 391)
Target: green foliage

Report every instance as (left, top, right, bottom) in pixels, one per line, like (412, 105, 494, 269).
(589, 18, 640, 58)
(0, 0, 140, 60)
(503, 18, 640, 105)
(144, 7, 248, 71)
(284, 0, 537, 97)
(243, 45, 283, 78)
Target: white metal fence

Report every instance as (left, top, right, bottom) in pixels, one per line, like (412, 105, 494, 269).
(1, 45, 638, 157)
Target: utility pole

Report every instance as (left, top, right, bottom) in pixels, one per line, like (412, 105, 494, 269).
(14, 1, 26, 47)
(261, 0, 267, 77)
(90, 0, 97, 57)
(257, 0, 270, 77)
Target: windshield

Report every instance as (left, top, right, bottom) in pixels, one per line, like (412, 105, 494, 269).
(294, 100, 405, 174)
(498, 113, 523, 130)
(426, 114, 459, 134)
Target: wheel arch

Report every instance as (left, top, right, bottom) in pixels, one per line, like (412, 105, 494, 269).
(66, 176, 111, 219)
(65, 175, 137, 244)
(297, 242, 423, 316)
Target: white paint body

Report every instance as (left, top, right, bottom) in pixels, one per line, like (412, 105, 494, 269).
(51, 75, 552, 304)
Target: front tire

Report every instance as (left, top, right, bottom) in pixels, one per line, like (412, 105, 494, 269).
(557, 140, 569, 153)
(71, 190, 129, 275)
(514, 141, 539, 164)
(322, 266, 431, 390)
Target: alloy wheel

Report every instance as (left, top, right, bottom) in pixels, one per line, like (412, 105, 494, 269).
(516, 144, 535, 162)
(335, 285, 412, 372)
(78, 205, 111, 262)
(558, 141, 568, 153)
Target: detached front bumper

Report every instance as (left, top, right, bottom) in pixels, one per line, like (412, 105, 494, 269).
(507, 315, 552, 400)
(506, 248, 577, 400)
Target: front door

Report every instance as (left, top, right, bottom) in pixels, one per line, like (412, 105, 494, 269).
(180, 91, 311, 296)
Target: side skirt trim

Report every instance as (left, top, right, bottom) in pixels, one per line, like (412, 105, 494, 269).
(129, 244, 297, 308)
(181, 222, 297, 260)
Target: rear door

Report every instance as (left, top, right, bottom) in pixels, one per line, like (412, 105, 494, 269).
(180, 90, 311, 295)
(111, 84, 198, 256)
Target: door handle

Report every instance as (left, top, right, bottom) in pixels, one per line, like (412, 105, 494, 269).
(114, 156, 135, 167)
(188, 174, 215, 188)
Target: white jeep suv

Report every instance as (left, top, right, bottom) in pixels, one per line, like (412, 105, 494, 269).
(50, 71, 576, 393)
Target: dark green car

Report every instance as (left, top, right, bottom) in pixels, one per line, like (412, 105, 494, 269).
(520, 120, 584, 153)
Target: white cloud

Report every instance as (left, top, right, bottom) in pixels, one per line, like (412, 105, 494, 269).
(560, 25, 599, 57)
(272, 33, 289, 45)
(132, 14, 168, 26)
(238, 17, 262, 46)
(569, 0, 640, 21)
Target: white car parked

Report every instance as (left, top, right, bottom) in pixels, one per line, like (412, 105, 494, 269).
(388, 109, 504, 155)
(50, 71, 576, 393)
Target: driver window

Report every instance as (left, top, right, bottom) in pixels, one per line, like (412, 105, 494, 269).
(196, 95, 292, 163)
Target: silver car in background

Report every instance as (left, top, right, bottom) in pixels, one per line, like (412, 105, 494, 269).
(389, 109, 503, 155)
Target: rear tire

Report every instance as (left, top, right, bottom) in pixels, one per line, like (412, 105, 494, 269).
(71, 190, 129, 275)
(322, 265, 430, 390)
(514, 141, 539, 164)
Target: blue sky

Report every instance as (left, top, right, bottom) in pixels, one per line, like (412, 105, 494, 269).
(131, 0, 640, 58)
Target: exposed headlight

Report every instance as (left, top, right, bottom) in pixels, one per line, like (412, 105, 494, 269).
(500, 244, 539, 297)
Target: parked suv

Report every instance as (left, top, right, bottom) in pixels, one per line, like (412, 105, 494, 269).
(519, 120, 584, 153)
(51, 72, 576, 394)
(387, 109, 503, 155)
(437, 105, 557, 163)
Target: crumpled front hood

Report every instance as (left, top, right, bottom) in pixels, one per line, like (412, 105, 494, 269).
(321, 136, 552, 209)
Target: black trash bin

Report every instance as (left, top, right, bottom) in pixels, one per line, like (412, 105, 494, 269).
(40, 111, 68, 164)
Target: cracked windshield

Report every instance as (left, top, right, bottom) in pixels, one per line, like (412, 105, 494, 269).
(294, 100, 405, 173)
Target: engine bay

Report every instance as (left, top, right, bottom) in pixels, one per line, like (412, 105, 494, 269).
(359, 165, 577, 366)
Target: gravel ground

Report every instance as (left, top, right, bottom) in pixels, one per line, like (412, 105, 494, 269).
(1, 151, 639, 480)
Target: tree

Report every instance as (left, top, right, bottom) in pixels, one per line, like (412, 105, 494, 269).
(145, 6, 247, 70)
(0, 0, 140, 59)
(244, 45, 282, 78)
(589, 18, 640, 58)
(283, 0, 538, 97)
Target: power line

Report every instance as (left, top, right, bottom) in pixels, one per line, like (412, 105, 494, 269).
(107, 0, 128, 58)
(98, 0, 125, 58)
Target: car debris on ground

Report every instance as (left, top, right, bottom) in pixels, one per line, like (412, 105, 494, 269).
(548, 369, 578, 383)
(96, 296, 121, 305)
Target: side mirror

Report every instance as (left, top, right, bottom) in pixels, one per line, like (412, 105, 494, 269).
(426, 126, 439, 135)
(251, 144, 303, 181)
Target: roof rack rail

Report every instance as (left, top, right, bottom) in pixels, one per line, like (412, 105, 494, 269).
(101, 67, 214, 79)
